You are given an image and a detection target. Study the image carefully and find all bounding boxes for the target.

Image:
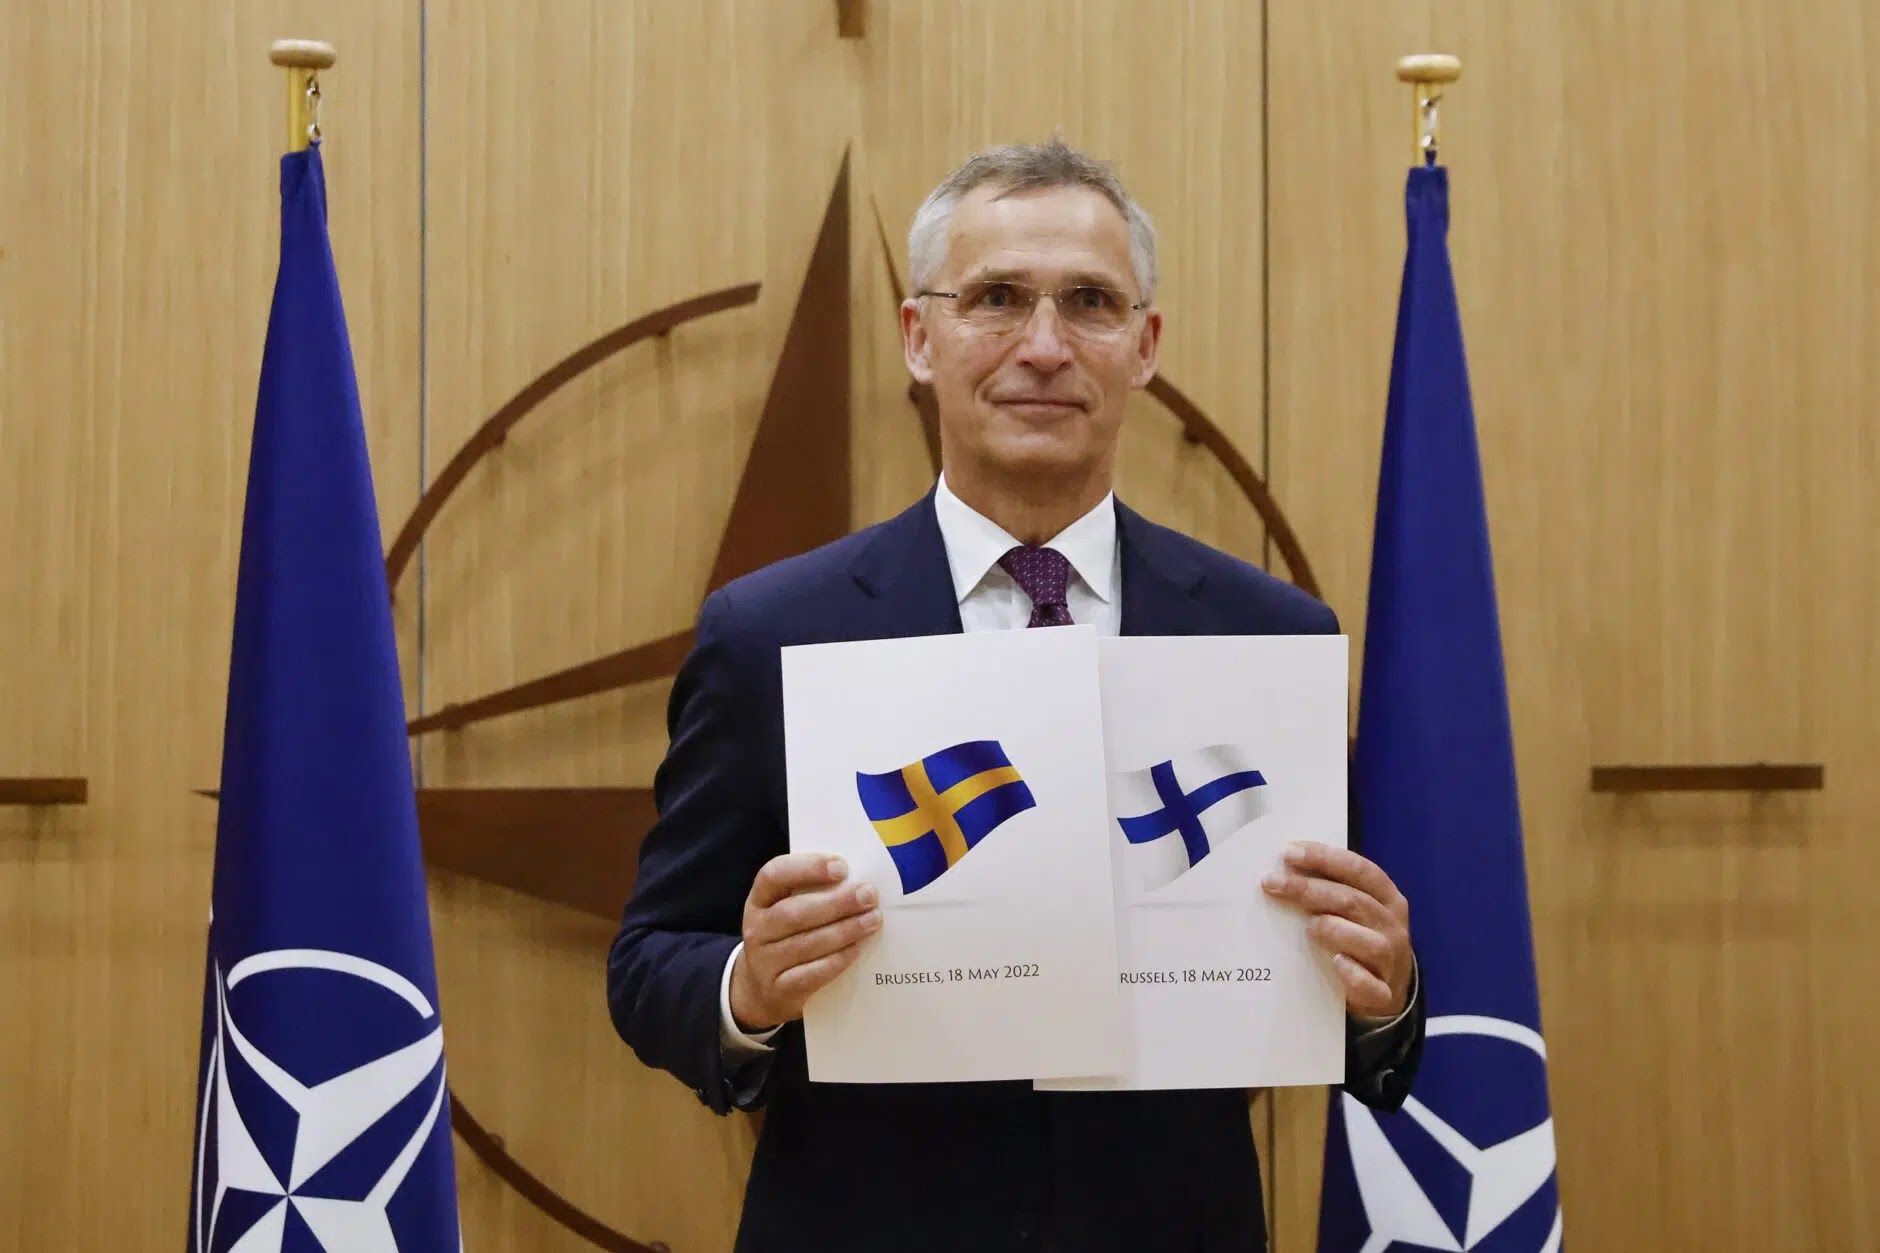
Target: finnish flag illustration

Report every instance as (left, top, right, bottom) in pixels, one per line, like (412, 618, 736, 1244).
(1112, 744, 1271, 893)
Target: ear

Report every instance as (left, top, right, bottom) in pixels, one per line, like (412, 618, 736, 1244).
(901, 298, 935, 386)
(1129, 306, 1164, 389)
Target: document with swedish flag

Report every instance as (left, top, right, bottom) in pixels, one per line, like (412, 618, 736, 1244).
(782, 626, 1122, 1083)
(1041, 635, 1350, 1092)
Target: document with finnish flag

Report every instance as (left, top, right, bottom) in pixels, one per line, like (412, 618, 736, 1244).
(1038, 635, 1352, 1092)
(781, 626, 1123, 1084)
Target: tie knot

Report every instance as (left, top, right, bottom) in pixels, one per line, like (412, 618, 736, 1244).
(998, 545, 1074, 627)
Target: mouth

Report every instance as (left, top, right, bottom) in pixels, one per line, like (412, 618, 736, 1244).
(992, 397, 1086, 416)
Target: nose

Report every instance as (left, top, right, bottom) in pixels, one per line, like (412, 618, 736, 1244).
(1011, 297, 1074, 373)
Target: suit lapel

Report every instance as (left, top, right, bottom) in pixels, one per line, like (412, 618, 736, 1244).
(842, 489, 965, 641)
(1117, 500, 1210, 637)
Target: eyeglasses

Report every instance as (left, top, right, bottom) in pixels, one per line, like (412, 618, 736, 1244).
(915, 279, 1148, 337)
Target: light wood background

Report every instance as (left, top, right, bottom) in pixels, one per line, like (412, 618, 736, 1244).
(3, 1, 1874, 1250)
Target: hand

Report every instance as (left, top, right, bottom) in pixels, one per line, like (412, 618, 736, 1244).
(729, 853, 882, 1032)
(1262, 841, 1413, 1020)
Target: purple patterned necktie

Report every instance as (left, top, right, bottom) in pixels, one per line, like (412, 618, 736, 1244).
(998, 545, 1075, 628)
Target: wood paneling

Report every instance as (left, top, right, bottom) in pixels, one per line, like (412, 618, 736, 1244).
(417, 2, 855, 1247)
(1269, 2, 1879, 1249)
(1263, 13, 1434, 1240)
(854, 0, 1273, 565)
(0, 1, 420, 1246)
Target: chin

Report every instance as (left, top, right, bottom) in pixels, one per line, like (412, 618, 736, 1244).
(984, 434, 1100, 483)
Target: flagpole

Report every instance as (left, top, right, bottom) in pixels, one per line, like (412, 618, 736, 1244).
(1395, 54, 1462, 164)
(269, 38, 336, 153)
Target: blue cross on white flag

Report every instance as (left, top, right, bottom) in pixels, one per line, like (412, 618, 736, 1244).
(1111, 745, 1270, 894)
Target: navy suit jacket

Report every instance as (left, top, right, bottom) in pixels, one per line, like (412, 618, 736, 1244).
(608, 492, 1425, 1252)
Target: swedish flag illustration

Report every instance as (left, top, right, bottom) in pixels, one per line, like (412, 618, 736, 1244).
(856, 740, 1037, 894)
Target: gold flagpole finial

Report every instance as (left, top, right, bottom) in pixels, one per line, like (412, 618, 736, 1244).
(1396, 54, 1462, 165)
(270, 40, 336, 153)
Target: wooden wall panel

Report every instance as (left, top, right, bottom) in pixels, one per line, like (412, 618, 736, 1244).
(417, 2, 854, 1248)
(854, 0, 1273, 566)
(1269, 2, 1879, 1249)
(0, 1, 420, 1246)
(0, 5, 91, 791)
(1262, 13, 1433, 1242)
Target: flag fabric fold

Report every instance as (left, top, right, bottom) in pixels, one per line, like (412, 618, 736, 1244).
(187, 145, 461, 1253)
(1315, 163, 1563, 1253)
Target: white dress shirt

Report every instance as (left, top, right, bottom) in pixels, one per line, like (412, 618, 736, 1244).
(933, 472, 1123, 636)
(717, 476, 1409, 1058)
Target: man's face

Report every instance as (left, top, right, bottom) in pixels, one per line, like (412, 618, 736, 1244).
(902, 184, 1161, 491)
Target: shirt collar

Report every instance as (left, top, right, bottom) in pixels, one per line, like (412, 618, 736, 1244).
(932, 473, 1118, 606)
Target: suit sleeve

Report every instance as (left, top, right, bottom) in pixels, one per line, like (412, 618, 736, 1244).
(1319, 600, 1427, 1113)
(606, 587, 784, 1114)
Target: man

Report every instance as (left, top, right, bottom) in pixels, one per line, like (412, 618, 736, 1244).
(608, 139, 1424, 1252)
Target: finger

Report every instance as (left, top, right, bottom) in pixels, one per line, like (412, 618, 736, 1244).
(1306, 915, 1394, 983)
(749, 853, 849, 910)
(766, 906, 883, 971)
(749, 879, 878, 944)
(1262, 870, 1389, 928)
(1282, 842, 1404, 910)
(773, 939, 867, 1002)
(1331, 953, 1395, 1016)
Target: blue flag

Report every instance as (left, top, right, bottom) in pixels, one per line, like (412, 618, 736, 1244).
(1316, 164, 1563, 1252)
(187, 146, 461, 1253)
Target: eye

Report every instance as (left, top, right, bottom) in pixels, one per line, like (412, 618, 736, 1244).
(1070, 286, 1123, 313)
(971, 282, 1020, 310)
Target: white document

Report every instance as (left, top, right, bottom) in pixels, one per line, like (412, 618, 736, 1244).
(1040, 634, 1351, 1092)
(782, 626, 1122, 1084)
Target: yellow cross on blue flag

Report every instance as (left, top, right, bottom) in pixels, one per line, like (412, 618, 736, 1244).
(856, 740, 1036, 894)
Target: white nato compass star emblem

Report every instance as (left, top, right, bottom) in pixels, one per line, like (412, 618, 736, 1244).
(193, 948, 450, 1253)
(1339, 1015, 1563, 1253)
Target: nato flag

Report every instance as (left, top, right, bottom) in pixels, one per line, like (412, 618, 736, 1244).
(1315, 163, 1563, 1253)
(186, 146, 461, 1253)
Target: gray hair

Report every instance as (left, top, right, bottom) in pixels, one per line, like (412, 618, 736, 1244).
(906, 138, 1158, 301)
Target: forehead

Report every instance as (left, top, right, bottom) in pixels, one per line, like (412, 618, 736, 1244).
(940, 184, 1136, 285)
